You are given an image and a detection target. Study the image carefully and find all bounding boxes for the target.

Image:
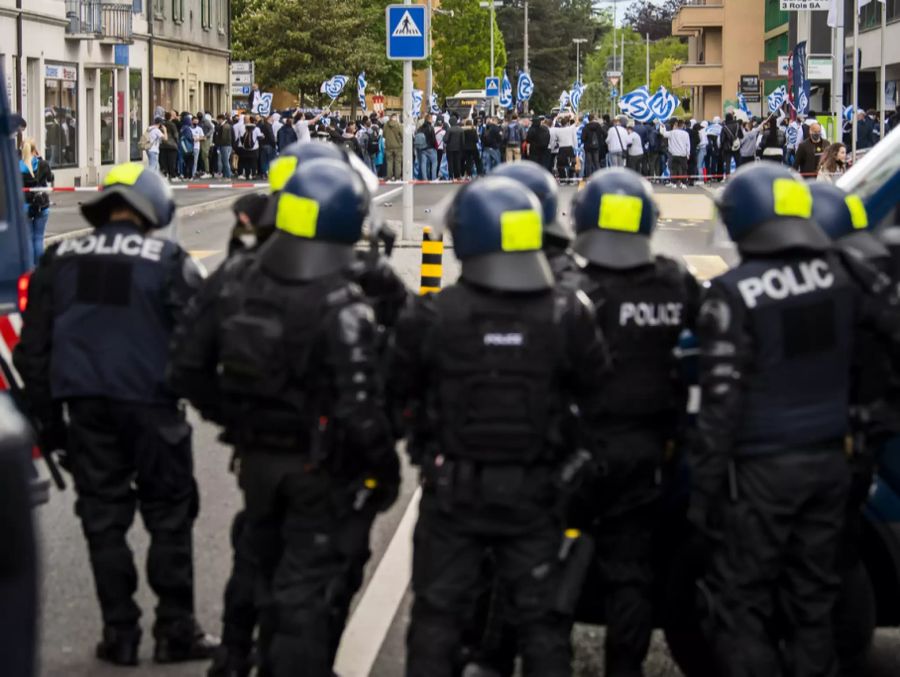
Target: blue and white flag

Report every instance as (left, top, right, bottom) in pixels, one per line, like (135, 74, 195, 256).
(411, 89, 423, 118)
(791, 41, 811, 117)
(559, 90, 570, 110)
(320, 75, 349, 101)
(767, 85, 787, 113)
(843, 104, 855, 122)
(357, 72, 367, 111)
(517, 71, 534, 102)
(430, 92, 441, 114)
(648, 86, 679, 122)
(737, 92, 751, 116)
(499, 72, 514, 110)
(570, 82, 586, 112)
(618, 86, 654, 122)
(257, 93, 273, 116)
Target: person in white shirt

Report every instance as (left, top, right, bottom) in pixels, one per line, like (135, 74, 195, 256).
(146, 118, 166, 172)
(658, 118, 691, 187)
(625, 122, 644, 173)
(292, 110, 325, 144)
(606, 118, 629, 168)
(190, 116, 205, 178)
(555, 117, 577, 179)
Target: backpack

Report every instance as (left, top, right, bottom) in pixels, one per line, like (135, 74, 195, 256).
(139, 129, 152, 152)
(367, 127, 380, 155)
(414, 131, 428, 151)
(507, 122, 523, 145)
(242, 126, 256, 151)
(213, 124, 224, 146)
(179, 133, 193, 155)
(724, 125, 741, 152)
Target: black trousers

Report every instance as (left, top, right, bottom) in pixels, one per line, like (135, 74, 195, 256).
(66, 399, 198, 636)
(407, 490, 573, 677)
(447, 151, 463, 179)
(591, 423, 668, 677)
(238, 150, 259, 179)
(239, 451, 376, 677)
(556, 147, 575, 179)
(160, 147, 178, 178)
(220, 510, 257, 655)
(704, 449, 849, 677)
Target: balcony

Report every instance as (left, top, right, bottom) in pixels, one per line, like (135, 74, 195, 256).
(672, 0, 725, 36)
(672, 63, 724, 88)
(65, 1, 133, 43)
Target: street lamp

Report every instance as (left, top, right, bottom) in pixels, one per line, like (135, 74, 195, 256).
(573, 38, 587, 83)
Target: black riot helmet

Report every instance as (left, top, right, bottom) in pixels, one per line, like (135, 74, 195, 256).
(571, 167, 657, 269)
(809, 183, 889, 261)
(258, 158, 370, 281)
(492, 162, 571, 243)
(445, 176, 553, 292)
(81, 162, 175, 231)
(716, 162, 830, 255)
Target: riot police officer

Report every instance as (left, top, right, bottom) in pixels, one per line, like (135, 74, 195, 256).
(493, 161, 582, 282)
(691, 163, 900, 677)
(207, 145, 408, 677)
(168, 158, 398, 677)
(570, 167, 700, 677)
(13, 163, 217, 665)
(391, 176, 610, 677)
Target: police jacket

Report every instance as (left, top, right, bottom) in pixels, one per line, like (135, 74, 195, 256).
(167, 254, 393, 474)
(13, 222, 202, 420)
(692, 249, 900, 501)
(388, 280, 609, 467)
(579, 256, 700, 419)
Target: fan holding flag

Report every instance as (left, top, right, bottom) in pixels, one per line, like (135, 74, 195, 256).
(320, 75, 349, 103)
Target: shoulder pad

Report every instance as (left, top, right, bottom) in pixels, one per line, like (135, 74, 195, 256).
(336, 302, 376, 345)
(325, 282, 365, 309)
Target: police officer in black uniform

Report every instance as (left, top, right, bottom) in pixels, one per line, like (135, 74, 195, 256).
(0, 394, 38, 677)
(691, 163, 900, 677)
(570, 167, 700, 677)
(13, 163, 217, 665)
(391, 176, 609, 677)
(206, 146, 408, 677)
(493, 161, 582, 283)
(168, 158, 398, 677)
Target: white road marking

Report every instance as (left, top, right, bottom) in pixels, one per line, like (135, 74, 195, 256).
(682, 254, 729, 281)
(334, 486, 422, 677)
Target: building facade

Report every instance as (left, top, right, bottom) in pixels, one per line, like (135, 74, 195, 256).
(671, 0, 769, 120)
(0, 0, 229, 186)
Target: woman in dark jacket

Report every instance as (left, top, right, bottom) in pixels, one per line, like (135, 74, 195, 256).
(462, 119, 481, 177)
(19, 139, 54, 266)
(759, 116, 786, 163)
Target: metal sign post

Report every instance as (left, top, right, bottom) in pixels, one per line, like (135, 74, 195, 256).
(387, 3, 428, 241)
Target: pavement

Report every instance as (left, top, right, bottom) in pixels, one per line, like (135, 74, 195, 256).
(35, 181, 900, 676)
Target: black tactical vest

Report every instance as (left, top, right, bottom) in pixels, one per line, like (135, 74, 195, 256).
(50, 223, 184, 404)
(718, 253, 856, 454)
(581, 256, 692, 416)
(216, 258, 362, 440)
(426, 283, 569, 465)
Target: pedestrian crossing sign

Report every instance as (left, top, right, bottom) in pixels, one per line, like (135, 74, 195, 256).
(386, 5, 428, 60)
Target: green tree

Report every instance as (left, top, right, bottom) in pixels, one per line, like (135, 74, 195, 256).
(496, 0, 605, 112)
(232, 0, 402, 111)
(432, 0, 507, 98)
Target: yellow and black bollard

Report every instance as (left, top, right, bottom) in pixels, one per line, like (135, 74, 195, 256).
(419, 226, 444, 295)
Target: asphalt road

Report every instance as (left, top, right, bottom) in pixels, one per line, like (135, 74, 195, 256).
(34, 182, 900, 676)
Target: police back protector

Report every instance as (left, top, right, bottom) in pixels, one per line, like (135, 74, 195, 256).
(581, 256, 691, 416)
(427, 284, 568, 465)
(50, 224, 185, 403)
(718, 253, 856, 453)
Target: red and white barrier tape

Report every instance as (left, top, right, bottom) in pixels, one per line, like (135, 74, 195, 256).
(0, 314, 23, 391)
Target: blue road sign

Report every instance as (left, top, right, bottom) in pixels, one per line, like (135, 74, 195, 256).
(610, 88, 618, 99)
(386, 5, 428, 60)
(485, 77, 500, 98)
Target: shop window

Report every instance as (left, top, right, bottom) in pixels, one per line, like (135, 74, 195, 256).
(130, 70, 143, 161)
(203, 83, 222, 114)
(43, 64, 78, 168)
(153, 78, 178, 113)
(100, 70, 115, 165)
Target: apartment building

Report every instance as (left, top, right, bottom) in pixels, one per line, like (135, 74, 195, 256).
(0, 0, 229, 186)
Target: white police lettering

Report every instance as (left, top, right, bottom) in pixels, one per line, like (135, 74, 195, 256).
(57, 233, 163, 262)
(736, 259, 834, 309)
(484, 333, 524, 346)
(619, 302, 683, 327)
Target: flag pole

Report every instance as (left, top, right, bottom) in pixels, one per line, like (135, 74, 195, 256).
(852, 1, 859, 162)
(831, 0, 844, 141)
